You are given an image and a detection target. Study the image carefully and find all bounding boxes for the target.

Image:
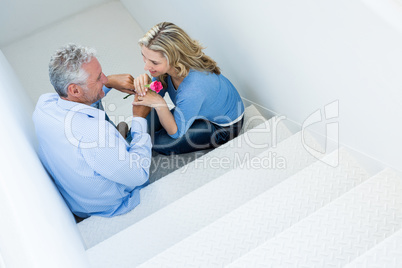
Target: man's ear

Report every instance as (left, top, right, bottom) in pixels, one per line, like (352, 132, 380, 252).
(67, 83, 82, 98)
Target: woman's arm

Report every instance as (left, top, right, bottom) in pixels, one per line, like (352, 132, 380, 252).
(154, 101, 178, 135)
(132, 90, 178, 136)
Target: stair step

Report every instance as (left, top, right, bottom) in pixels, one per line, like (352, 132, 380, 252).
(345, 227, 402, 268)
(86, 131, 322, 267)
(78, 105, 292, 249)
(238, 104, 268, 135)
(138, 148, 371, 267)
(228, 168, 402, 267)
(148, 104, 269, 182)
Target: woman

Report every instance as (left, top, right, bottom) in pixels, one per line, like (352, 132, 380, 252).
(133, 22, 244, 155)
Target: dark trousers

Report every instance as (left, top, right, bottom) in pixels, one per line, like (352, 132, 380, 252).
(147, 109, 243, 155)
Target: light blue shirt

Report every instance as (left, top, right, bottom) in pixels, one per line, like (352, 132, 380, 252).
(157, 70, 245, 139)
(32, 87, 152, 218)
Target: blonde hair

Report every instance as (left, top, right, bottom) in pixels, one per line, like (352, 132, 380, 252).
(139, 22, 220, 87)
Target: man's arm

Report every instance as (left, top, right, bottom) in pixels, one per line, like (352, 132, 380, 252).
(80, 96, 152, 188)
(105, 74, 135, 95)
(79, 121, 152, 188)
(132, 94, 151, 118)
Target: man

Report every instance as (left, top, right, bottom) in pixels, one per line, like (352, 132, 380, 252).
(33, 44, 151, 218)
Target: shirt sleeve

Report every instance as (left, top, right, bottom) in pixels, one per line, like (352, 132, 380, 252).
(79, 117, 152, 188)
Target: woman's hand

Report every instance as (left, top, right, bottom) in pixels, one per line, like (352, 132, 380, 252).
(134, 91, 178, 135)
(134, 73, 152, 97)
(132, 89, 166, 109)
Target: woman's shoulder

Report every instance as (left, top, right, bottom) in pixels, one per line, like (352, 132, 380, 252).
(175, 71, 218, 101)
(183, 70, 219, 86)
(187, 69, 217, 78)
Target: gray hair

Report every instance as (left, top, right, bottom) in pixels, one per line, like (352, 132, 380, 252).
(49, 44, 96, 97)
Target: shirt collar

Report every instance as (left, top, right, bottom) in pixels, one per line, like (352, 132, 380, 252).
(57, 97, 105, 119)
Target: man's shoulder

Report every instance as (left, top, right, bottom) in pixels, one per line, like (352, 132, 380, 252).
(36, 93, 59, 107)
(39, 92, 59, 100)
(34, 92, 57, 111)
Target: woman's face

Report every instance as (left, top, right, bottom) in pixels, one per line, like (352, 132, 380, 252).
(142, 46, 174, 77)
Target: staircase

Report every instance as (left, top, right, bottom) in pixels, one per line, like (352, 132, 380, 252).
(78, 105, 402, 267)
(1, 2, 401, 266)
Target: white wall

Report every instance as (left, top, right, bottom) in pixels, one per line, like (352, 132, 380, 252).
(0, 0, 112, 47)
(122, 0, 402, 171)
(0, 51, 89, 267)
(1, 1, 144, 126)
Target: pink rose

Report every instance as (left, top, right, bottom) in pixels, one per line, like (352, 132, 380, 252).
(148, 81, 163, 93)
(123, 80, 163, 99)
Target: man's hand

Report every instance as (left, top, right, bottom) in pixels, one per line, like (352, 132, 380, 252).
(105, 74, 135, 95)
(132, 95, 151, 118)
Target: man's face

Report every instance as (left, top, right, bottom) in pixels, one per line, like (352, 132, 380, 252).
(80, 57, 108, 105)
